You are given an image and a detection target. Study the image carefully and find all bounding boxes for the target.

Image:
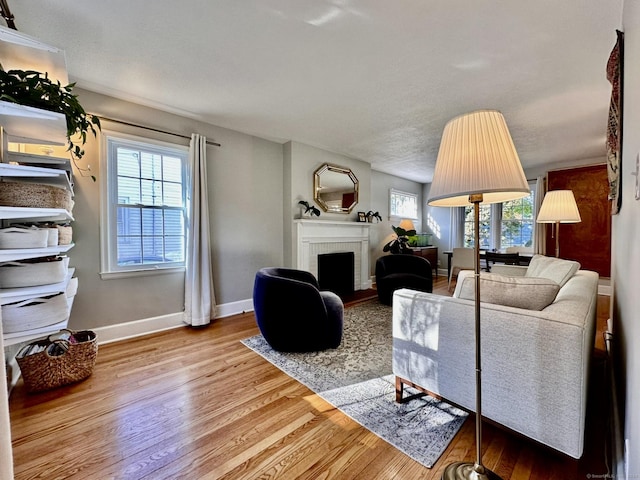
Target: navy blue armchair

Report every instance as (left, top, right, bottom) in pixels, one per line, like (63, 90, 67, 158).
(375, 254, 433, 305)
(253, 267, 343, 352)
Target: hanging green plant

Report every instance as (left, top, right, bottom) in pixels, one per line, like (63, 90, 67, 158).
(0, 67, 101, 162)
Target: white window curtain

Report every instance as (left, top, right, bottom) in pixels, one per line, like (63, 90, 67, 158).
(183, 134, 216, 326)
(449, 206, 465, 249)
(534, 175, 546, 254)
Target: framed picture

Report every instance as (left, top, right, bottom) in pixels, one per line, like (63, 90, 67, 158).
(357, 211, 366, 222)
(606, 30, 624, 215)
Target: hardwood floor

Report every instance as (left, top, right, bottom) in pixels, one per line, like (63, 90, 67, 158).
(9, 277, 611, 479)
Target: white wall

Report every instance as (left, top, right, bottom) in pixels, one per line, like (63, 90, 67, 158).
(615, 3, 640, 475)
(284, 141, 371, 267)
(370, 171, 425, 275)
(68, 89, 284, 329)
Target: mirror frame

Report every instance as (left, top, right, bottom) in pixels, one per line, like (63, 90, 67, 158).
(313, 163, 359, 214)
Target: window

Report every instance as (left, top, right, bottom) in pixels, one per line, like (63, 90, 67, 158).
(463, 187, 535, 250)
(101, 133, 188, 276)
(464, 204, 491, 249)
(389, 189, 418, 219)
(501, 194, 535, 248)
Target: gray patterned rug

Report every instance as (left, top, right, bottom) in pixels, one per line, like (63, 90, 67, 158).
(241, 299, 468, 468)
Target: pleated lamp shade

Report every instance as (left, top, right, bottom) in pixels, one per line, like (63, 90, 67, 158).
(536, 190, 582, 223)
(428, 110, 530, 207)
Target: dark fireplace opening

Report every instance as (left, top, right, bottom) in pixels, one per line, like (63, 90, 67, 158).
(317, 251, 355, 296)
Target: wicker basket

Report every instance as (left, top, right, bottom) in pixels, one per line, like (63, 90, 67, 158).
(56, 225, 72, 245)
(16, 330, 98, 393)
(0, 181, 74, 211)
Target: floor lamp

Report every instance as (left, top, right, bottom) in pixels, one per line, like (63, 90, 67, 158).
(536, 190, 581, 258)
(428, 110, 530, 480)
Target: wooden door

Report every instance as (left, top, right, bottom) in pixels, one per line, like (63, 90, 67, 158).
(547, 164, 611, 277)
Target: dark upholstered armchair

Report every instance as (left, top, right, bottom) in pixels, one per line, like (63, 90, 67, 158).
(253, 267, 343, 352)
(375, 254, 433, 305)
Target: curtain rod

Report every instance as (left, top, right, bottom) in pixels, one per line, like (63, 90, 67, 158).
(0, 0, 17, 30)
(96, 115, 221, 147)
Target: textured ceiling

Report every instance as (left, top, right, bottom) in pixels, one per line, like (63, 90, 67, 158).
(8, 0, 624, 183)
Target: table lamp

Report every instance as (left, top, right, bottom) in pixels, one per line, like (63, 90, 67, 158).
(536, 190, 581, 258)
(428, 110, 530, 480)
(398, 218, 416, 232)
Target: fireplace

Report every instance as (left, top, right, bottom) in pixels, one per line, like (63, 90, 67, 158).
(318, 251, 355, 295)
(293, 219, 371, 291)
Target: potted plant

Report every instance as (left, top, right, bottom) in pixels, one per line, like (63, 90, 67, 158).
(0, 68, 101, 165)
(298, 200, 321, 217)
(366, 211, 382, 223)
(383, 224, 416, 254)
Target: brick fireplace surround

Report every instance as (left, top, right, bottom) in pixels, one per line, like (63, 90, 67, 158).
(293, 219, 372, 291)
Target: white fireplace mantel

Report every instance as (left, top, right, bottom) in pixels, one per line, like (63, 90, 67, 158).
(293, 219, 372, 291)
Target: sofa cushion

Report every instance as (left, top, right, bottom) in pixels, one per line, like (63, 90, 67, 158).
(525, 255, 580, 287)
(456, 271, 560, 311)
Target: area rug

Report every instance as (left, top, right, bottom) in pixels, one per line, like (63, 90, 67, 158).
(241, 299, 468, 468)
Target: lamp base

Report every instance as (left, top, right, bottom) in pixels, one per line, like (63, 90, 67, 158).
(441, 462, 503, 480)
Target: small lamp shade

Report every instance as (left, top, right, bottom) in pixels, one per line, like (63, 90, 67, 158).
(428, 110, 530, 206)
(536, 190, 582, 223)
(398, 219, 416, 232)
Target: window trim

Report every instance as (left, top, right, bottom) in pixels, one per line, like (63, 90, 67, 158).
(99, 130, 189, 279)
(389, 188, 419, 220)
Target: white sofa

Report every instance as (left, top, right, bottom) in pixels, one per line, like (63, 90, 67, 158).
(392, 255, 599, 459)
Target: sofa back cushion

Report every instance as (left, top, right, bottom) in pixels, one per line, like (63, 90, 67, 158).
(456, 271, 560, 311)
(525, 255, 580, 287)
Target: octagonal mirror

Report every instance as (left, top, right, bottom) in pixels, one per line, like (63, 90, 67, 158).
(313, 163, 359, 213)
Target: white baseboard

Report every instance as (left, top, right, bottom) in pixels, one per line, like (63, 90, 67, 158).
(93, 312, 185, 345)
(598, 284, 612, 296)
(94, 298, 255, 345)
(215, 298, 254, 318)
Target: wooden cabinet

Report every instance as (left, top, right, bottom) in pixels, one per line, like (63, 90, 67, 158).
(411, 246, 438, 278)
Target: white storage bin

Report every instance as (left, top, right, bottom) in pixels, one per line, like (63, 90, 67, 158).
(0, 256, 69, 288)
(0, 227, 49, 249)
(40, 227, 59, 246)
(66, 276, 78, 308)
(1, 292, 70, 334)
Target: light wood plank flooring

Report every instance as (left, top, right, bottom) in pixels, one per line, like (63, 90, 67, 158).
(9, 276, 611, 479)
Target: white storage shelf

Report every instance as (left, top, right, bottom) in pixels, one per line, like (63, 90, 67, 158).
(0, 162, 73, 194)
(0, 100, 67, 146)
(2, 319, 70, 346)
(0, 206, 73, 223)
(0, 267, 75, 306)
(0, 243, 74, 263)
(1, 269, 76, 347)
(1, 107, 76, 346)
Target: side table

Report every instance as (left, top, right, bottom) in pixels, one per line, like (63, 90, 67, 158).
(411, 246, 438, 279)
